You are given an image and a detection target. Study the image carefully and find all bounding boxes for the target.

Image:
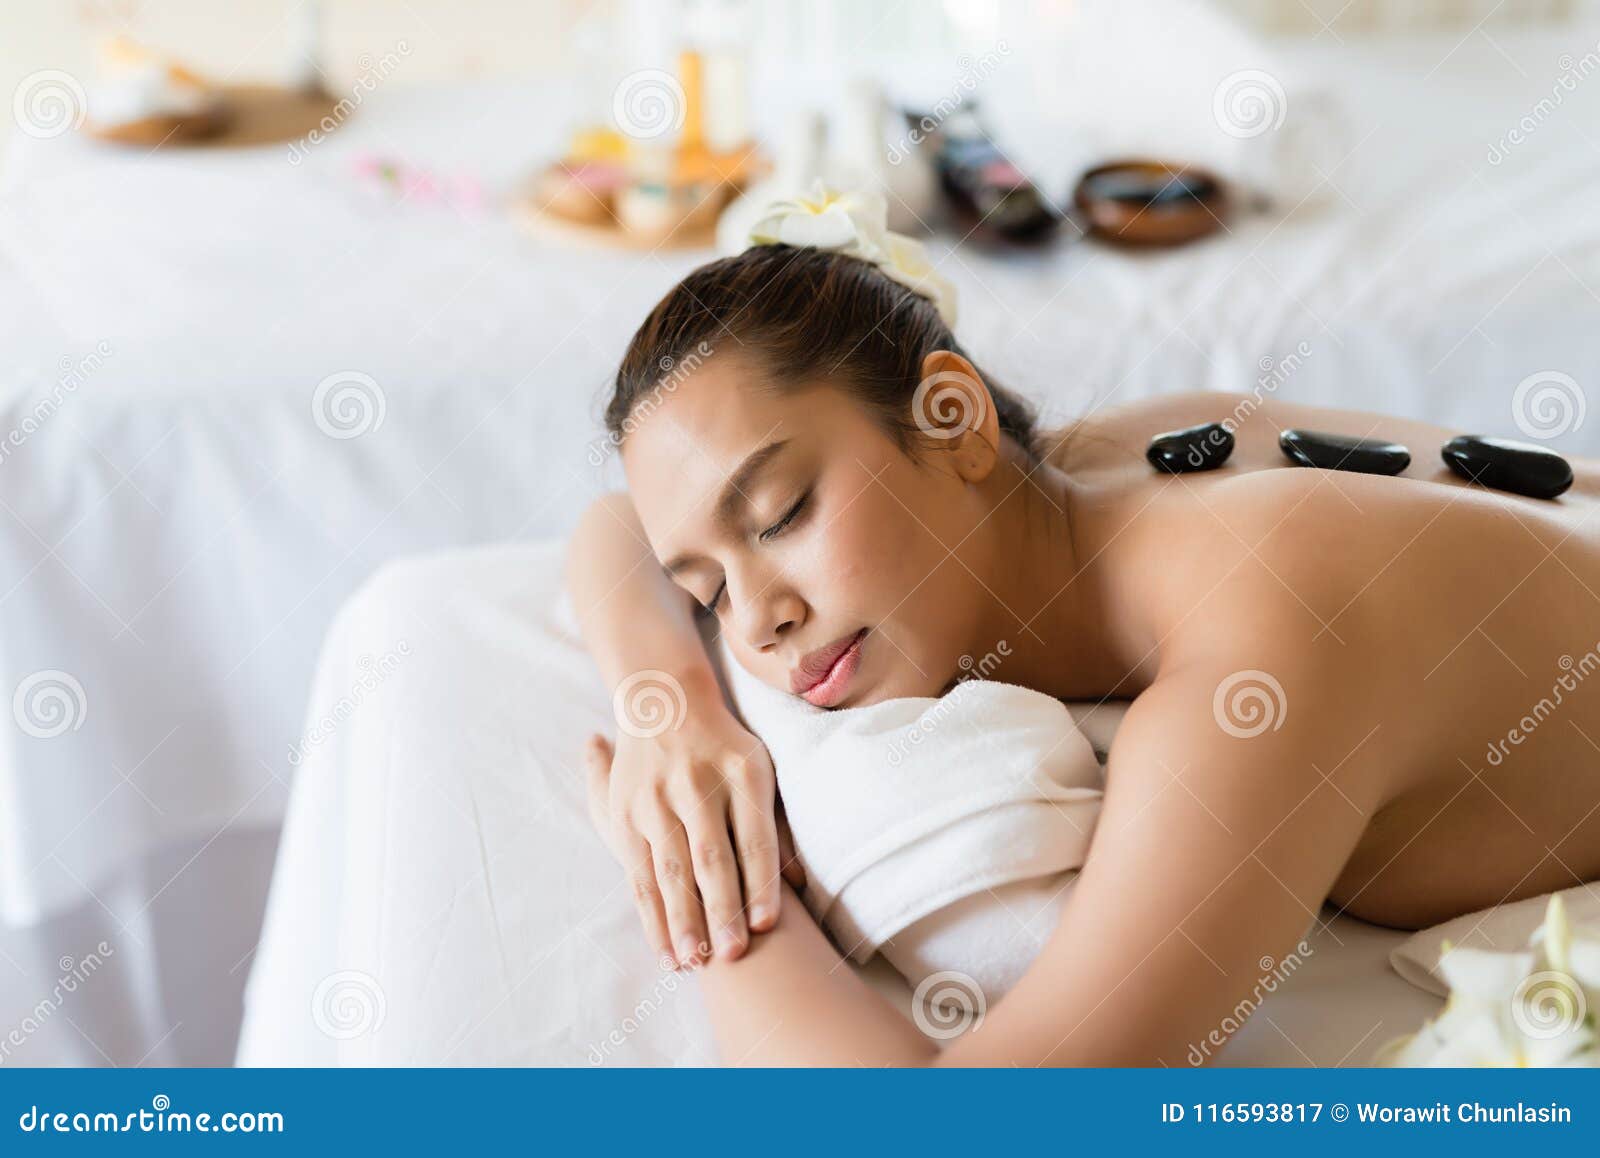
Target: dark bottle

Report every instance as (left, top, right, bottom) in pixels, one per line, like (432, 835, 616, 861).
(905, 105, 1058, 244)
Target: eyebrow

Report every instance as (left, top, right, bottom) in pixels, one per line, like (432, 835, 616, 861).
(661, 438, 789, 578)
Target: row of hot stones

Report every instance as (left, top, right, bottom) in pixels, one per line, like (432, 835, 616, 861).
(1146, 423, 1574, 499)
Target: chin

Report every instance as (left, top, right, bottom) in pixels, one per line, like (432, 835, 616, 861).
(852, 665, 947, 706)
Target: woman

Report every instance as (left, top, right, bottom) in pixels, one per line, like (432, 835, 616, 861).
(565, 197, 1600, 1065)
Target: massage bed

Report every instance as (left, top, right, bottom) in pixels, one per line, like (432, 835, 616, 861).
(235, 543, 1450, 1066)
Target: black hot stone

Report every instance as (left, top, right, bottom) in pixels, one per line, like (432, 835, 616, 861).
(1441, 435, 1573, 499)
(1147, 422, 1235, 474)
(1279, 428, 1411, 475)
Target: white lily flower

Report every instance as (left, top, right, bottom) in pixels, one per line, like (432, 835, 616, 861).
(1530, 893, 1572, 972)
(1379, 895, 1600, 1067)
(1571, 939, 1600, 993)
(1436, 945, 1535, 1002)
(747, 182, 959, 326)
(882, 232, 960, 329)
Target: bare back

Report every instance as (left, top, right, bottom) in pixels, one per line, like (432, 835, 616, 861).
(1052, 392, 1600, 929)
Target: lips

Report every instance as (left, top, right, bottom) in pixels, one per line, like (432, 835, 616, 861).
(791, 629, 868, 707)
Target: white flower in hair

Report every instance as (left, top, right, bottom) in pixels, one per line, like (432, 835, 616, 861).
(748, 183, 958, 326)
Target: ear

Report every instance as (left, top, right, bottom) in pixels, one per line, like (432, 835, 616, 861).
(913, 350, 1001, 483)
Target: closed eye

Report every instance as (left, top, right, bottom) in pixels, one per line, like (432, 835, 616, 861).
(697, 490, 811, 614)
(758, 490, 810, 543)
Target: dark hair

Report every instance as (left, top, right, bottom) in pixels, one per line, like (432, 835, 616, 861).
(606, 245, 1039, 461)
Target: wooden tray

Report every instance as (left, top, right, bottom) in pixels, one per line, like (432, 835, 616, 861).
(509, 194, 719, 252)
(85, 83, 345, 150)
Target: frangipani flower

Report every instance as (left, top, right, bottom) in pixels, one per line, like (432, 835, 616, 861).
(1528, 893, 1600, 1034)
(747, 182, 959, 326)
(1377, 894, 1600, 1067)
(881, 232, 960, 330)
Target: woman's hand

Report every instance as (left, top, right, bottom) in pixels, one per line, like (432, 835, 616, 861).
(565, 492, 802, 968)
(584, 710, 804, 969)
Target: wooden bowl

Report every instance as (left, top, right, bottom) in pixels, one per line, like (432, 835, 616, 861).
(1073, 160, 1228, 247)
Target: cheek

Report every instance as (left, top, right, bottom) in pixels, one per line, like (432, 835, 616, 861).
(813, 503, 885, 590)
(806, 469, 958, 614)
(812, 480, 914, 595)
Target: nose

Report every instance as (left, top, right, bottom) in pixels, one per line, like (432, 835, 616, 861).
(734, 571, 805, 653)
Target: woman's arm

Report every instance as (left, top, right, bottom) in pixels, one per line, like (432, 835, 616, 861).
(699, 883, 936, 1066)
(567, 492, 720, 698)
(567, 493, 792, 966)
(687, 652, 1383, 1066)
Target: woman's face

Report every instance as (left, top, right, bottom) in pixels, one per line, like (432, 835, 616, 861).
(621, 354, 997, 708)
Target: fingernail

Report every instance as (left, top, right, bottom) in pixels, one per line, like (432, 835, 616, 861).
(714, 925, 744, 959)
(750, 904, 774, 929)
(676, 936, 699, 967)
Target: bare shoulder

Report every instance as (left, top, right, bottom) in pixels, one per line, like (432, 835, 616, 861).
(1120, 466, 1396, 648)
(1105, 470, 1403, 781)
(1045, 391, 1260, 472)
(1121, 622, 1385, 799)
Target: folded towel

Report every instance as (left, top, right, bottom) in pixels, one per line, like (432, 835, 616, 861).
(1390, 882, 1600, 998)
(717, 640, 1107, 1000)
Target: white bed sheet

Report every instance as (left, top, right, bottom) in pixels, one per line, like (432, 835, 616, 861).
(2, 18, 1597, 963)
(236, 541, 1440, 1067)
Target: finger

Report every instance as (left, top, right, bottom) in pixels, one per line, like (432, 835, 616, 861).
(683, 808, 747, 961)
(650, 825, 708, 968)
(776, 806, 807, 890)
(729, 792, 782, 932)
(619, 826, 674, 967)
(584, 735, 614, 839)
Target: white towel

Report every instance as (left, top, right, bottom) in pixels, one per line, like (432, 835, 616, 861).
(718, 640, 1107, 1000)
(1389, 881, 1600, 998)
